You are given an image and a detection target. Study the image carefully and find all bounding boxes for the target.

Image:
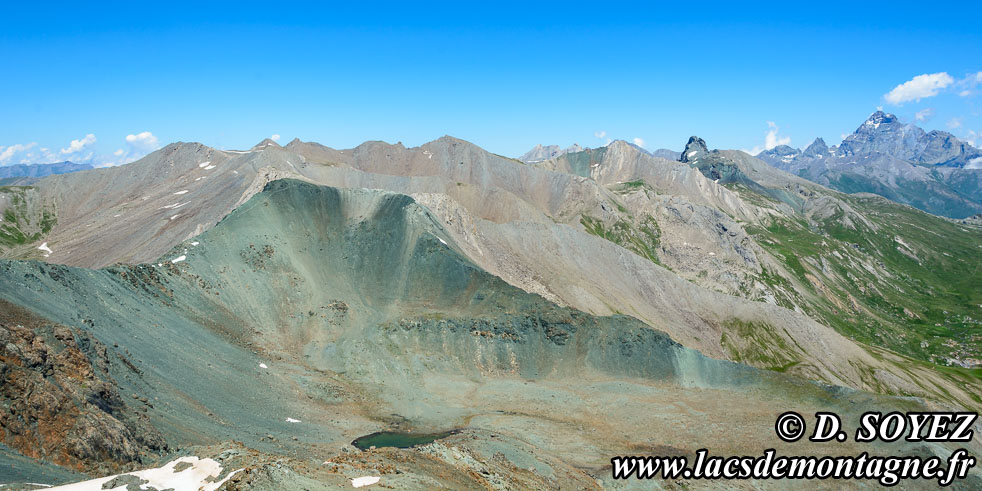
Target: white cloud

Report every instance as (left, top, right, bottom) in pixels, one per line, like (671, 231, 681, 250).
(125, 131, 160, 150)
(100, 131, 164, 166)
(594, 130, 606, 139)
(0, 142, 38, 164)
(914, 107, 935, 122)
(271, 134, 281, 142)
(764, 121, 791, 150)
(966, 157, 982, 169)
(883, 72, 954, 105)
(60, 134, 96, 155)
(965, 130, 980, 147)
(632, 137, 645, 148)
(955, 71, 982, 97)
(947, 118, 962, 129)
(747, 122, 792, 155)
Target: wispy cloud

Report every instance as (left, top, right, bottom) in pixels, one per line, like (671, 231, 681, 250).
(947, 118, 962, 129)
(271, 134, 281, 142)
(594, 130, 611, 145)
(0, 142, 38, 164)
(914, 107, 936, 122)
(884, 72, 954, 105)
(632, 137, 645, 148)
(955, 71, 982, 97)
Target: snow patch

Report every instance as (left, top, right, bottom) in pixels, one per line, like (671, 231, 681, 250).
(173, 190, 189, 195)
(351, 476, 381, 488)
(259, 363, 268, 369)
(204, 165, 216, 170)
(198, 161, 211, 168)
(171, 255, 186, 264)
(286, 417, 301, 423)
(170, 214, 179, 220)
(37, 242, 53, 257)
(46, 456, 241, 491)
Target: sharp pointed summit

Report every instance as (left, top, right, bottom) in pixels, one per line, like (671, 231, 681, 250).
(252, 138, 282, 150)
(679, 136, 709, 163)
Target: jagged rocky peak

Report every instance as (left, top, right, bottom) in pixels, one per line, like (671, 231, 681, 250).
(861, 110, 898, 130)
(802, 137, 829, 158)
(680, 136, 709, 163)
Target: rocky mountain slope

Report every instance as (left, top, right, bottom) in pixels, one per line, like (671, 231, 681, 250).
(757, 111, 982, 218)
(1, 134, 978, 389)
(2, 180, 977, 487)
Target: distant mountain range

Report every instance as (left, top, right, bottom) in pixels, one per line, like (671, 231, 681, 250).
(519, 143, 679, 163)
(756, 111, 982, 218)
(0, 161, 93, 179)
(518, 143, 587, 163)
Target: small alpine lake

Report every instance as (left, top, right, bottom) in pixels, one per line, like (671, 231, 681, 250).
(351, 430, 458, 450)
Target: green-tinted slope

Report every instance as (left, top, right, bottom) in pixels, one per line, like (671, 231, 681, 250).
(2, 179, 978, 484)
(744, 193, 981, 372)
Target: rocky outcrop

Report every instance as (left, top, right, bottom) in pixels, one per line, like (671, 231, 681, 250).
(0, 299, 167, 473)
(679, 136, 708, 163)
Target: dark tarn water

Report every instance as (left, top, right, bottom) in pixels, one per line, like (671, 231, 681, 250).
(351, 430, 457, 450)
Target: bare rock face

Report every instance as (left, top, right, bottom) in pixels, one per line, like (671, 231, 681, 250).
(0, 299, 167, 472)
(680, 136, 709, 163)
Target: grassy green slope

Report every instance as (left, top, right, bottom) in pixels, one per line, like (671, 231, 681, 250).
(744, 193, 981, 374)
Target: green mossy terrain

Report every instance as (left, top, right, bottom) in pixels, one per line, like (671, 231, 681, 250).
(828, 172, 981, 219)
(561, 147, 607, 178)
(580, 213, 662, 266)
(0, 186, 56, 249)
(745, 195, 981, 370)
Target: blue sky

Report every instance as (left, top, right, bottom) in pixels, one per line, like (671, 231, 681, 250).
(1, 1, 981, 166)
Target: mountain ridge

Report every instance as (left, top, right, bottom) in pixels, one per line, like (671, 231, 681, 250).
(756, 111, 982, 217)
